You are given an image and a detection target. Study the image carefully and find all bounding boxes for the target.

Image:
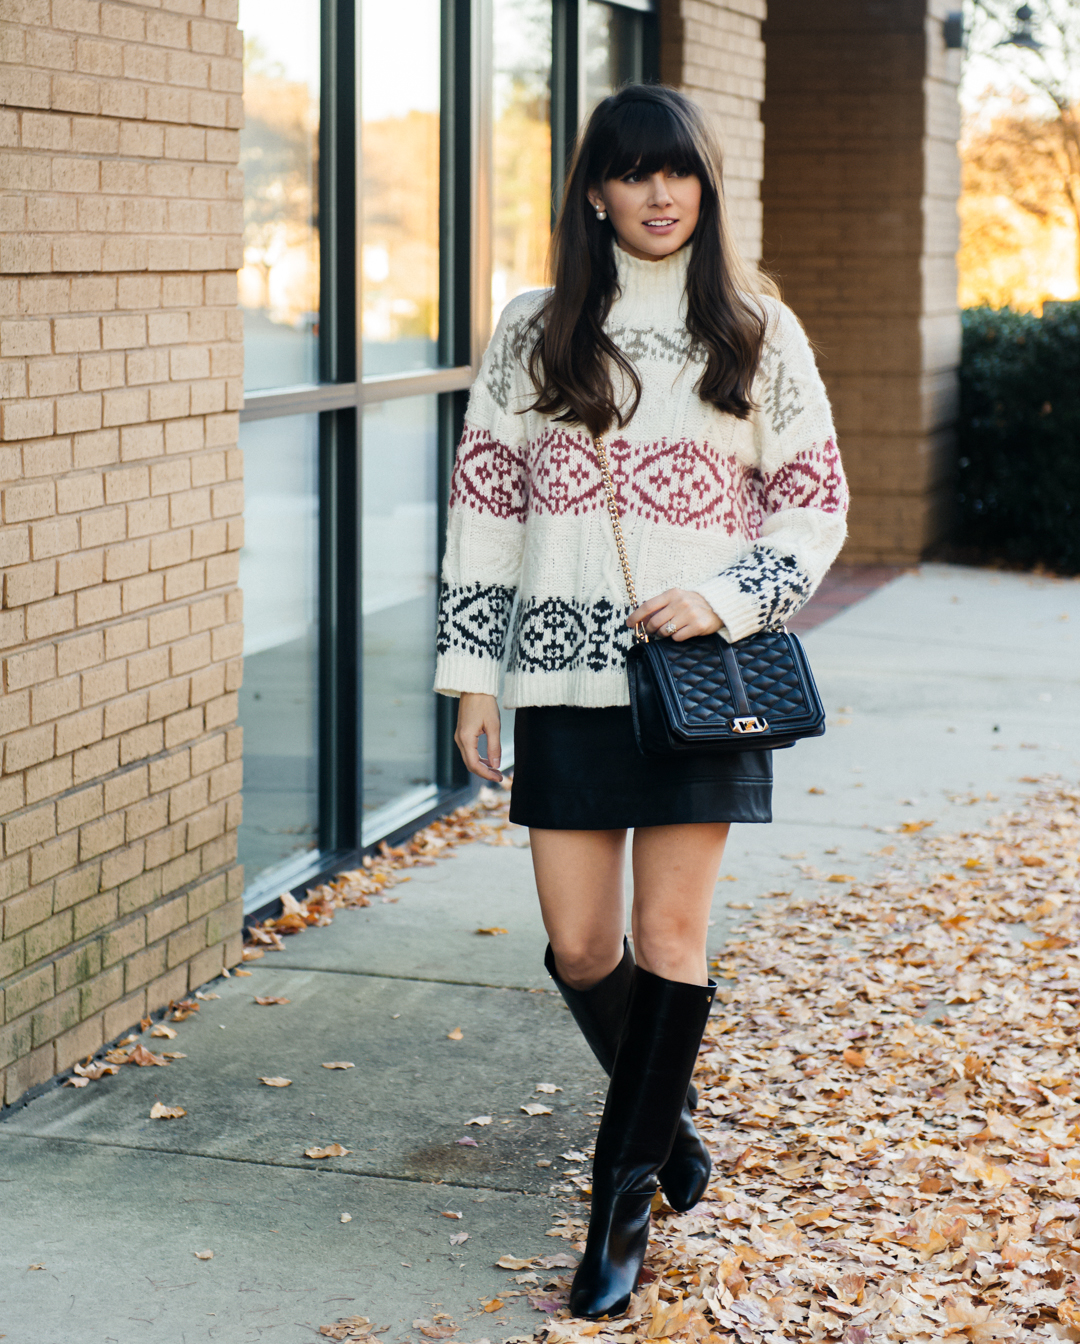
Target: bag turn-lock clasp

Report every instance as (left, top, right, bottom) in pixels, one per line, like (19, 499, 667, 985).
(732, 716, 769, 735)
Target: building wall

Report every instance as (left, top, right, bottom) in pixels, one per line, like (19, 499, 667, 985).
(0, 0, 246, 1108)
(660, 0, 766, 264)
(761, 0, 963, 563)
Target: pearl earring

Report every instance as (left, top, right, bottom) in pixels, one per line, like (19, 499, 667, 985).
(595, 207, 607, 221)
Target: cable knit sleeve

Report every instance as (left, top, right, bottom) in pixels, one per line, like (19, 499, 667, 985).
(433, 294, 542, 698)
(695, 302, 849, 642)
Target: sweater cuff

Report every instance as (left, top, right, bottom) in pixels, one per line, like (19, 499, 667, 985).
(433, 654, 503, 699)
(693, 575, 766, 644)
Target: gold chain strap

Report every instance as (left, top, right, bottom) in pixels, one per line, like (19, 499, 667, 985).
(594, 433, 648, 644)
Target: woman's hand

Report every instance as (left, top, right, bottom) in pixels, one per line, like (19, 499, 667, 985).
(454, 693, 504, 782)
(627, 588, 724, 641)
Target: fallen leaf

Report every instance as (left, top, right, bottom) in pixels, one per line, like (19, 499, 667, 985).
(827, 873, 856, 883)
(449, 1232, 469, 1245)
(560, 1150, 587, 1162)
(441, 1210, 463, 1219)
(128, 1044, 169, 1066)
(496, 1255, 535, 1270)
(465, 1115, 491, 1126)
(899, 819, 935, 833)
(305, 1143, 351, 1159)
(521, 1102, 553, 1116)
(258, 1076, 292, 1087)
(340, 1213, 352, 1223)
(63, 1075, 90, 1087)
(253, 996, 290, 1006)
(234, 968, 253, 977)
(150, 1024, 178, 1039)
(241, 947, 265, 961)
(150, 1103, 186, 1119)
(808, 786, 825, 794)
(456, 1137, 479, 1147)
(535, 1083, 562, 1094)
(475, 927, 508, 936)
(843, 1047, 867, 1068)
(322, 1061, 355, 1070)
(480, 1300, 503, 1313)
(727, 900, 754, 909)
(161, 1051, 186, 1060)
(72, 1061, 118, 1081)
(536, 1252, 578, 1268)
(194, 1250, 213, 1261)
(28, 1263, 45, 1271)
(195, 991, 220, 1000)
(446, 1027, 464, 1040)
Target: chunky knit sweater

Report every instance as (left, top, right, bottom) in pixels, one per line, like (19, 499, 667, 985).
(434, 244, 848, 708)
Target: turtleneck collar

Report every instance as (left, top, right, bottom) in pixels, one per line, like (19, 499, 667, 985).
(611, 242, 691, 324)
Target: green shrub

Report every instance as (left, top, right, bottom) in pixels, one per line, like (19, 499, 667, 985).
(956, 302, 1080, 574)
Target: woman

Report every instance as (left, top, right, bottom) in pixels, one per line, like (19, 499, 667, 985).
(434, 85, 848, 1319)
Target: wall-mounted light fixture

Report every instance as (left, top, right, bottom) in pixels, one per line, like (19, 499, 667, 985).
(944, 11, 965, 49)
(997, 4, 1043, 51)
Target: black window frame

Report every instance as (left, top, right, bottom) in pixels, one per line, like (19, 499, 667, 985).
(238, 0, 656, 916)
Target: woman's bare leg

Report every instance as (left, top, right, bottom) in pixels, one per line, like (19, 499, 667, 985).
(529, 828, 628, 989)
(630, 823, 730, 985)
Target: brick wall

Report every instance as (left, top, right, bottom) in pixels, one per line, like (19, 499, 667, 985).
(761, 0, 963, 563)
(660, 0, 766, 264)
(0, 0, 245, 1109)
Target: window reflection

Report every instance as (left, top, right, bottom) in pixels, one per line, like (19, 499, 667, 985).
(238, 0, 320, 392)
(585, 2, 641, 115)
(492, 0, 552, 326)
(237, 415, 320, 887)
(361, 0, 441, 376)
(362, 396, 439, 838)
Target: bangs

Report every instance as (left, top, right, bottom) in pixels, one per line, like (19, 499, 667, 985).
(591, 96, 706, 182)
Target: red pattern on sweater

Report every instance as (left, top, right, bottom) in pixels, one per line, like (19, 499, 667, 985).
(450, 427, 846, 535)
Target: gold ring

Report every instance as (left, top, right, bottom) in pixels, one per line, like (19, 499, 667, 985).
(663, 620, 677, 635)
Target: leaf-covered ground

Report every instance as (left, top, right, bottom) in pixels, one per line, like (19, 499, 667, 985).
(521, 777, 1080, 1342)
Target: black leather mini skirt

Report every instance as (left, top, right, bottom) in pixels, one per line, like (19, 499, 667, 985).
(508, 704, 772, 830)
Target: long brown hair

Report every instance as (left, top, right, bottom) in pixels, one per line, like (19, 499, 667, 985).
(526, 84, 775, 438)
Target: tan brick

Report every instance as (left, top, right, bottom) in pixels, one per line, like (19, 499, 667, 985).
(26, 594, 75, 640)
(57, 549, 104, 593)
(72, 736, 118, 785)
(1, 321, 52, 358)
(57, 630, 104, 676)
(24, 909, 73, 965)
(56, 784, 103, 835)
(25, 755, 73, 807)
(74, 581, 120, 625)
(31, 987, 80, 1048)
(80, 659, 127, 706)
(104, 619, 147, 661)
(30, 515, 79, 560)
(126, 496, 170, 537)
(53, 862, 99, 912)
(55, 706, 102, 756)
(148, 677, 189, 723)
(73, 889, 117, 940)
(4, 480, 54, 523)
(119, 422, 164, 461)
(55, 941, 102, 993)
(4, 558, 55, 607)
(119, 721, 162, 766)
(103, 538, 150, 582)
(104, 766, 148, 815)
(55, 1012, 106, 1073)
(100, 986, 145, 1041)
(121, 571, 164, 613)
(30, 675, 81, 725)
(5, 803, 56, 856)
(166, 920, 206, 969)
(6, 643, 57, 692)
(125, 794, 168, 841)
(3, 963, 54, 1020)
(54, 316, 100, 354)
(56, 472, 104, 513)
(100, 839, 144, 889)
(190, 662, 225, 705)
(206, 894, 242, 946)
(80, 505, 125, 548)
(164, 705, 202, 748)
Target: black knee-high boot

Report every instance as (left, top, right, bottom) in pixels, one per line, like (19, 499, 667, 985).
(544, 941, 712, 1213)
(568, 966, 716, 1321)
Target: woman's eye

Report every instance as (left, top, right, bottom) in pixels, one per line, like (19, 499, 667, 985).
(621, 171, 641, 183)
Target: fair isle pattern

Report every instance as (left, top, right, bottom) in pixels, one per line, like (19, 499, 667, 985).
(449, 427, 528, 521)
(436, 581, 516, 660)
(507, 595, 633, 675)
(434, 244, 849, 708)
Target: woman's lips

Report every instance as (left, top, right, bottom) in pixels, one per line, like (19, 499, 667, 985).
(643, 219, 678, 232)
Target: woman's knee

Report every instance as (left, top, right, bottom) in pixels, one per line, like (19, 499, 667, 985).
(549, 937, 624, 990)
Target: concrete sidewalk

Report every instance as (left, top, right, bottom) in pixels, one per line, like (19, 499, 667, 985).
(2, 564, 1079, 1344)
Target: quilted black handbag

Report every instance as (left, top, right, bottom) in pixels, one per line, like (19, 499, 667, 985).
(594, 433, 826, 756)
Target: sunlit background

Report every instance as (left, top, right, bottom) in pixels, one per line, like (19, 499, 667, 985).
(958, 1, 1080, 312)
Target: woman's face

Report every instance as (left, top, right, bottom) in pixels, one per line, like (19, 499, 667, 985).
(588, 165, 701, 262)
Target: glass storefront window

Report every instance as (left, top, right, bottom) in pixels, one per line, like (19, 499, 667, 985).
(585, 2, 642, 114)
(492, 0, 552, 326)
(238, 0, 321, 392)
(237, 415, 320, 889)
(361, 0, 442, 376)
(361, 395, 439, 840)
